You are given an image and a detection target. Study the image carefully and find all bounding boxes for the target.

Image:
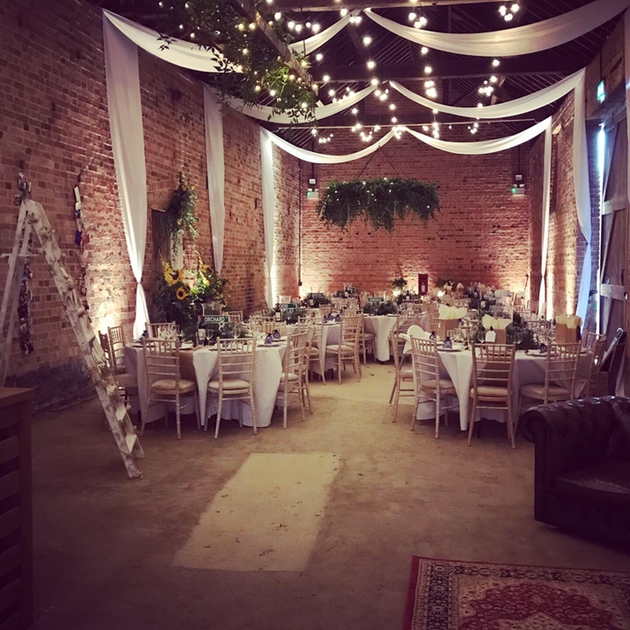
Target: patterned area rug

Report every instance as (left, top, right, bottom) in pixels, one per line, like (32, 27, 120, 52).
(403, 557, 630, 630)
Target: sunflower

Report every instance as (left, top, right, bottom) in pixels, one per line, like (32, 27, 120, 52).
(176, 287, 188, 300)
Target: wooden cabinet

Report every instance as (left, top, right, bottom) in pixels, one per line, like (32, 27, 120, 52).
(0, 388, 33, 630)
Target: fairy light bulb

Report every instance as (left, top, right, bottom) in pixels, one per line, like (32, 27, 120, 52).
(492, 59, 500, 67)
(363, 36, 372, 46)
(370, 78, 379, 86)
(340, 8, 348, 16)
(312, 23, 321, 33)
(315, 53, 323, 61)
(322, 74, 330, 83)
(424, 66, 432, 74)
(274, 11, 282, 19)
(366, 60, 376, 70)
(408, 11, 417, 21)
(421, 46, 429, 55)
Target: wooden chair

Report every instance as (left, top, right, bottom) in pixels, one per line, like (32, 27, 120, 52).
(319, 304, 333, 317)
(359, 314, 376, 364)
(276, 330, 308, 427)
(146, 322, 178, 339)
(467, 343, 517, 449)
(226, 310, 243, 324)
(307, 317, 327, 384)
(325, 313, 362, 383)
(141, 337, 199, 439)
(99, 330, 138, 407)
(410, 337, 457, 437)
(581, 332, 607, 396)
(519, 343, 581, 413)
(207, 339, 257, 439)
(301, 325, 315, 414)
(389, 330, 414, 422)
(107, 325, 128, 374)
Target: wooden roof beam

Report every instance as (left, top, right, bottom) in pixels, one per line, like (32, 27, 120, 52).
(276, 0, 504, 11)
(316, 58, 579, 83)
(231, 0, 316, 89)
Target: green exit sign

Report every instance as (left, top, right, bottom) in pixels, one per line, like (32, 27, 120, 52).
(597, 80, 606, 103)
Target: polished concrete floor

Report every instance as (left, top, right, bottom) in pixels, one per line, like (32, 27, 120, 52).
(33, 363, 629, 629)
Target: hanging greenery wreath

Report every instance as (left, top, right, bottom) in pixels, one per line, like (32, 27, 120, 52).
(153, 0, 316, 123)
(165, 173, 199, 240)
(316, 178, 440, 232)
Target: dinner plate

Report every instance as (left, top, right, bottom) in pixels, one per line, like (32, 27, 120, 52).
(259, 342, 281, 347)
(439, 348, 461, 353)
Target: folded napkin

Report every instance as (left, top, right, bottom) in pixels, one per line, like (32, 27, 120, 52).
(438, 305, 467, 320)
(556, 314, 582, 328)
(407, 325, 430, 339)
(482, 315, 511, 330)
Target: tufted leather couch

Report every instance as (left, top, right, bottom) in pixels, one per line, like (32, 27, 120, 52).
(522, 397, 630, 550)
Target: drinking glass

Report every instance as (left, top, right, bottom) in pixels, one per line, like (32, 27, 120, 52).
(196, 328, 206, 346)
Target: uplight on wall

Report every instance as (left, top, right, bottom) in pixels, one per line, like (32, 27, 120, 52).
(596, 80, 606, 104)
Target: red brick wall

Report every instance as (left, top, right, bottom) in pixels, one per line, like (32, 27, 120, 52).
(0, 0, 297, 406)
(301, 127, 531, 295)
(528, 94, 587, 319)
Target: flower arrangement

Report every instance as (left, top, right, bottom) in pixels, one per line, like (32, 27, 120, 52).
(153, 256, 229, 336)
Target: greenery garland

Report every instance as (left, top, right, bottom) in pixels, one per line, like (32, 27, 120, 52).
(317, 178, 440, 232)
(153, 0, 316, 122)
(165, 173, 199, 240)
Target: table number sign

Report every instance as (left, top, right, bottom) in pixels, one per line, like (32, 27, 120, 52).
(368, 296, 384, 304)
(279, 303, 297, 311)
(202, 315, 229, 330)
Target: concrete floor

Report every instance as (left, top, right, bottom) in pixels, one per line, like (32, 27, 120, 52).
(33, 363, 629, 630)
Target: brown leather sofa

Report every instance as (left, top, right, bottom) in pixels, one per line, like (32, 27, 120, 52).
(522, 397, 630, 550)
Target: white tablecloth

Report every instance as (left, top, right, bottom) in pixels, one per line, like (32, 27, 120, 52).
(125, 343, 286, 428)
(413, 348, 592, 430)
(364, 315, 399, 362)
(193, 344, 285, 428)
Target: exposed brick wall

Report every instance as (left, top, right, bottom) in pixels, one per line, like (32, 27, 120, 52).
(0, 0, 297, 407)
(273, 145, 300, 300)
(301, 127, 531, 295)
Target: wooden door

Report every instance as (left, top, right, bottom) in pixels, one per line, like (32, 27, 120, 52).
(599, 114, 628, 342)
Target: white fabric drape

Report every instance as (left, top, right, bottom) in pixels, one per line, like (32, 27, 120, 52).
(405, 118, 551, 155)
(364, 0, 630, 57)
(203, 86, 226, 274)
(103, 14, 149, 339)
(103, 9, 226, 73)
(260, 129, 276, 308)
(289, 14, 352, 55)
(573, 74, 593, 321)
(390, 70, 584, 120)
(227, 85, 376, 125)
(266, 118, 550, 164)
(267, 128, 398, 163)
(539, 126, 553, 317)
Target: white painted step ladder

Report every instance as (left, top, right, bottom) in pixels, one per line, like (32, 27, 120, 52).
(0, 197, 144, 478)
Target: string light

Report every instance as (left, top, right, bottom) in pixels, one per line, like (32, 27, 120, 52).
(421, 46, 429, 55)
(422, 125, 429, 132)
(391, 117, 398, 123)
(312, 23, 321, 33)
(367, 60, 376, 70)
(370, 78, 380, 86)
(424, 66, 432, 74)
(311, 128, 318, 136)
(315, 53, 323, 62)
(322, 74, 331, 82)
(490, 75, 498, 83)
(328, 88, 335, 97)
(389, 103, 396, 110)
(295, 23, 303, 33)
(363, 36, 372, 46)
(408, 11, 417, 21)
(425, 87, 437, 99)
(499, 3, 519, 21)
(340, 8, 348, 16)
(351, 107, 359, 114)
(287, 20, 295, 29)
(492, 59, 501, 67)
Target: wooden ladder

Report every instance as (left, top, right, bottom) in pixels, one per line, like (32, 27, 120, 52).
(0, 199, 144, 479)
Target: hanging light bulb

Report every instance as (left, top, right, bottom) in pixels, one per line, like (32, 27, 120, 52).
(504, 13, 513, 21)
(422, 125, 429, 132)
(374, 125, 381, 132)
(351, 107, 358, 114)
(419, 16, 427, 26)
(340, 8, 348, 16)
(363, 36, 372, 46)
(328, 88, 335, 97)
(287, 20, 295, 29)
(421, 46, 429, 55)
(511, 3, 519, 12)
(322, 74, 331, 82)
(312, 23, 321, 33)
(426, 87, 437, 99)
(424, 66, 433, 74)
(379, 93, 387, 101)
(315, 53, 324, 62)
(408, 11, 417, 21)
(375, 89, 382, 96)
(499, 5, 507, 16)
(391, 117, 398, 123)
(366, 60, 376, 70)
(492, 59, 500, 67)
(269, 89, 277, 97)
(295, 23, 303, 33)
(389, 103, 396, 110)
(254, 84, 261, 92)
(370, 78, 380, 86)
(311, 128, 318, 136)
(490, 75, 498, 83)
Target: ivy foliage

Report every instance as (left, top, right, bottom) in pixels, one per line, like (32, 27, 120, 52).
(317, 178, 440, 232)
(165, 173, 199, 240)
(151, 0, 316, 122)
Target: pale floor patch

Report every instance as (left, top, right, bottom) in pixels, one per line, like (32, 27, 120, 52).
(173, 452, 339, 572)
